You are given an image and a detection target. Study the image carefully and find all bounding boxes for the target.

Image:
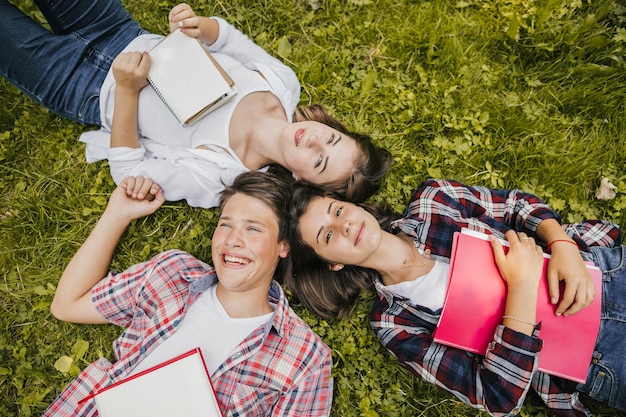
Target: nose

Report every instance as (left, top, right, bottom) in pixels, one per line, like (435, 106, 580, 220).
(224, 227, 243, 247)
(305, 134, 318, 148)
(341, 218, 351, 236)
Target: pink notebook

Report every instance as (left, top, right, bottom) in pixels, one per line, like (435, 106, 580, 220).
(433, 229, 601, 383)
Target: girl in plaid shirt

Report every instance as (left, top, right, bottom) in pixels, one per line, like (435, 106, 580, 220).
(286, 178, 625, 417)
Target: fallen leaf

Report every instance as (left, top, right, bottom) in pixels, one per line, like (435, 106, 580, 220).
(595, 177, 617, 200)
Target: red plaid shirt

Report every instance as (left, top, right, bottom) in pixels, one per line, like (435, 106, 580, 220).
(371, 179, 621, 417)
(43, 250, 333, 417)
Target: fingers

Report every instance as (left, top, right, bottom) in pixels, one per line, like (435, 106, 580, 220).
(169, 3, 199, 34)
(488, 234, 506, 264)
(121, 176, 162, 201)
(546, 269, 561, 307)
(555, 273, 596, 316)
(115, 52, 150, 73)
(112, 52, 151, 89)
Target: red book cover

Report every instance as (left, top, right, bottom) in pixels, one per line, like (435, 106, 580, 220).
(86, 347, 223, 417)
(433, 229, 601, 383)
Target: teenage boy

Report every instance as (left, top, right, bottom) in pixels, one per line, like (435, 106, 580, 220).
(45, 173, 333, 416)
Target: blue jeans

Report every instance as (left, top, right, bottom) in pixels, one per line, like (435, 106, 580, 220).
(0, 0, 147, 125)
(577, 245, 626, 411)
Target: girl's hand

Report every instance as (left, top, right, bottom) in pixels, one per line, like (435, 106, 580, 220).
(106, 176, 164, 222)
(111, 51, 150, 93)
(547, 242, 595, 316)
(490, 231, 544, 289)
(491, 231, 545, 334)
(169, 3, 201, 38)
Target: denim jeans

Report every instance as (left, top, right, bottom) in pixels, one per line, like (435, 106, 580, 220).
(576, 245, 626, 411)
(0, 0, 147, 125)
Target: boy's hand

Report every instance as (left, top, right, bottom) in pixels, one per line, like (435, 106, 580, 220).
(106, 176, 164, 222)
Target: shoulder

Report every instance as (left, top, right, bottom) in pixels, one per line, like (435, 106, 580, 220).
(140, 250, 215, 284)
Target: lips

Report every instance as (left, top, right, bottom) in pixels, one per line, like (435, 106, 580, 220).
(354, 222, 364, 246)
(294, 128, 305, 147)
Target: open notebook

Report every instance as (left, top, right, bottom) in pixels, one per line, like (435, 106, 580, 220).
(147, 29, 237, 127)
(87, 348, 223, 417)
(433, 228, 601, 383)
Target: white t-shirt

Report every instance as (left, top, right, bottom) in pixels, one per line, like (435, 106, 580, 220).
(128, 284, 273, 376)
(384, 260, 450, 311)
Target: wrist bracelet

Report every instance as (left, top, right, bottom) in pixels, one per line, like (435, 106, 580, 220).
(502, 315, 537, 327)
(547, 239, 578, 253)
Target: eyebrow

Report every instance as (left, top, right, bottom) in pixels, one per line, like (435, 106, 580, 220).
(220, 216, 267, 228)
(318, 134, 342, 175)
(319, 156, 329, 174)
(315, 201, 334, 243)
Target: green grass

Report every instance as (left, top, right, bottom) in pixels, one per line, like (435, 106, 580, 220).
(1, 0, 626, 416)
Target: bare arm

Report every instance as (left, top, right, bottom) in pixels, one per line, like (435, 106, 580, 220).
(110, 51, 151, 149)
(50, 177, 164, 323)
(536, 218, 594, 316)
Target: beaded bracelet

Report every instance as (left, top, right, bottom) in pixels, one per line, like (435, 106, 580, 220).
(502, 315, 537, 327)
(546, 239, 579, 253)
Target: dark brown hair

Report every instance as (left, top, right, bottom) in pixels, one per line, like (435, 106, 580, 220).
(285, 183, 397, 319)
(293, 104, 392, 203)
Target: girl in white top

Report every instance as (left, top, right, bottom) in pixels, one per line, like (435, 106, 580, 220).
(0, 2, 391, 208)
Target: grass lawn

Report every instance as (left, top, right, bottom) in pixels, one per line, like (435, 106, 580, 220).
(1, 0, 626, 416)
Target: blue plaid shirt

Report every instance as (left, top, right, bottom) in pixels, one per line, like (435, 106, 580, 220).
(371, 179, 621, 417)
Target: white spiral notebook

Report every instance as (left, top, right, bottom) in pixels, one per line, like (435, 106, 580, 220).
(147, 29, 237, 127)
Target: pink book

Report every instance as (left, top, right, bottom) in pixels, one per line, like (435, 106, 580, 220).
(433, 229, 601, 383)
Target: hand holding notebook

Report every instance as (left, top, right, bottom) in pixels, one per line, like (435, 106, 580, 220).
(147, 29, 237, 126)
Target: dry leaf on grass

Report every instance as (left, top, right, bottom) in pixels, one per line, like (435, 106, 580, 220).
(595, 177, 617, 200)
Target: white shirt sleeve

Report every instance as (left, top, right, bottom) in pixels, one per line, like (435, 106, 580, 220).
(107, 145, 250, 208)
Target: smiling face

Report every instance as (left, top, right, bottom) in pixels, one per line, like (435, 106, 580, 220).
(298, 196, 383, 267)
(211, 193, 290, 295)
(282, 121, 359, 185)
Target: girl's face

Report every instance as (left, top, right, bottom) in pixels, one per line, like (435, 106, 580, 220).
(282, 121, 358, 185)
(298, 196, 383, 266)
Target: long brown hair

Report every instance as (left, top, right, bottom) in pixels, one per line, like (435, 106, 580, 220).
(292, 104, 392, 203)
(286, 183, 397, 319)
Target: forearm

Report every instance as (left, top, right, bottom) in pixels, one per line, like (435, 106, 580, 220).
(111, 87, 141, 149)
(51, 210, 130, 323)
(198, 16, 219, 45)
(502, 282, 539, 335)
(536, 218, 572, 244)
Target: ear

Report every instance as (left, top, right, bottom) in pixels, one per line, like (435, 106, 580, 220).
(279, 241, 290, 258)
(328, 263, 344, 271)
(292, 173, 300, 181)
